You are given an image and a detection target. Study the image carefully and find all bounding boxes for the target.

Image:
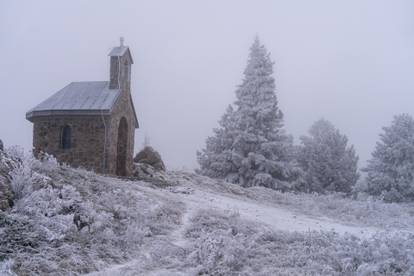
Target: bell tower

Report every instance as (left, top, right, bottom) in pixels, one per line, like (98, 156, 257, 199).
(109, 37, 134, 91)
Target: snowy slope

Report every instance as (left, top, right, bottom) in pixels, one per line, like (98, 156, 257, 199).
(138, 171, 414, 235)
(2, 153, 414, 275)
(136, 181, 377, 238)
(88, 172, 414, 275)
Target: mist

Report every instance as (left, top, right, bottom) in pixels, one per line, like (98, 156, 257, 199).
(1, 0, 414, 169)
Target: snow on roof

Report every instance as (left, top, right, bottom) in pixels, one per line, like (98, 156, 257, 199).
(26, 81, 121, 120)
(108, 46, 134, 64)
(108, 46, 128, 56)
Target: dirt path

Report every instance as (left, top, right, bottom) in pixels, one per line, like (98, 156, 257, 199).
(165, 186, 380, 239)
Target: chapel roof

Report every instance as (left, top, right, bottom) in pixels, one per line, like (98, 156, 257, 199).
(26, 81, 139, 128)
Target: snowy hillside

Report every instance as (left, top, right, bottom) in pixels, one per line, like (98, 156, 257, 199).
(1, 151, 414, 275)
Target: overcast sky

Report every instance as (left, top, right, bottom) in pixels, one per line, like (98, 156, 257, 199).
(1, 0, 413, 169)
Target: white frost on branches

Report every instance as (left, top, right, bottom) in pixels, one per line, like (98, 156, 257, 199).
(198, 37, 299, 190)
(363, 114, 414, 202)
(297, 119, 359, 193)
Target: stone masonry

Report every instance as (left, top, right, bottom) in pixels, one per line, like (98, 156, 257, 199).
(32, 116, 107, 173)
(27, 40, 138, 176)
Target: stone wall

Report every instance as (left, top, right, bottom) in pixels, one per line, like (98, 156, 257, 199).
(109, 53, 132, 91)
(106, 48, 136, 176)
(31, 47, 137, 176)
(105, 88, 136, 176)
(32, 94, 136, 176)
(32, 116, 108, 174)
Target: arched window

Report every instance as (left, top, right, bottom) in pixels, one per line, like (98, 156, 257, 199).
(60, 125, 72, 149)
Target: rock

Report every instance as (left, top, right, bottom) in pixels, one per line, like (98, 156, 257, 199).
(132, 162, 169, 187)
(167, 186, 194, 194)
(134, 146, 166, 171)
(0, 139, 3, 151)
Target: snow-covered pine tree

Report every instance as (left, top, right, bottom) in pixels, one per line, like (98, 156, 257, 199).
(296, 119, 359, 194)
(197, 37, 299, 190)
(363, 114, 414, 202)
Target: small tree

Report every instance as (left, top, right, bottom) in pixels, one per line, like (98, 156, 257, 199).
(363, 114, 414, 202)
(197, 37, 299, 190)
(297, 119, 359, 194)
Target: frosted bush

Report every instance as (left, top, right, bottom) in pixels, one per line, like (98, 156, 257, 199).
(5, 145, 25, 161)
(8, 153, 35, 199)
(34, 152, 60, 173)
(184, 209, 414, 275)
(1, 150, 183, 275)
(0, 259, 17, 276)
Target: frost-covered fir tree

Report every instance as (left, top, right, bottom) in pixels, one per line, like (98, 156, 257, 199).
(363, 114, 414, 202)
(297, 119, 359, 194)
(197, 37, 299, 190)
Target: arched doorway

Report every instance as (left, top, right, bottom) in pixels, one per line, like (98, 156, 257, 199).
(116, 117, 128, 176)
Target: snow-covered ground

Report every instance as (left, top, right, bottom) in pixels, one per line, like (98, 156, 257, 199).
(142, 181, 377, 238)
(88, 172, 414, 275)
(2, 153, 414, 275)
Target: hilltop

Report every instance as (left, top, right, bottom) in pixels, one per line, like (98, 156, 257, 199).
(1, 149, 414, 275)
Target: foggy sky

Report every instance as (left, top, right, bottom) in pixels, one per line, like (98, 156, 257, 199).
(1, 0, 414, 169)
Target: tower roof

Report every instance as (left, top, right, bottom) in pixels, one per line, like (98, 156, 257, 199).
(108, 46, 134, 64)
(108, 38, 134, 63)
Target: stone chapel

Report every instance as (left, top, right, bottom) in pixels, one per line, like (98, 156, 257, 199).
(26, 39, 139, 176)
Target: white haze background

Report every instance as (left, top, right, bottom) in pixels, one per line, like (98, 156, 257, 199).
(1, 0, 414, 169)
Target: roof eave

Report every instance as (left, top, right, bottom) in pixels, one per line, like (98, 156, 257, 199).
(130, 95, 139, 128)
(126, 48, 134, 64)
(26, 109, 112, 122)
